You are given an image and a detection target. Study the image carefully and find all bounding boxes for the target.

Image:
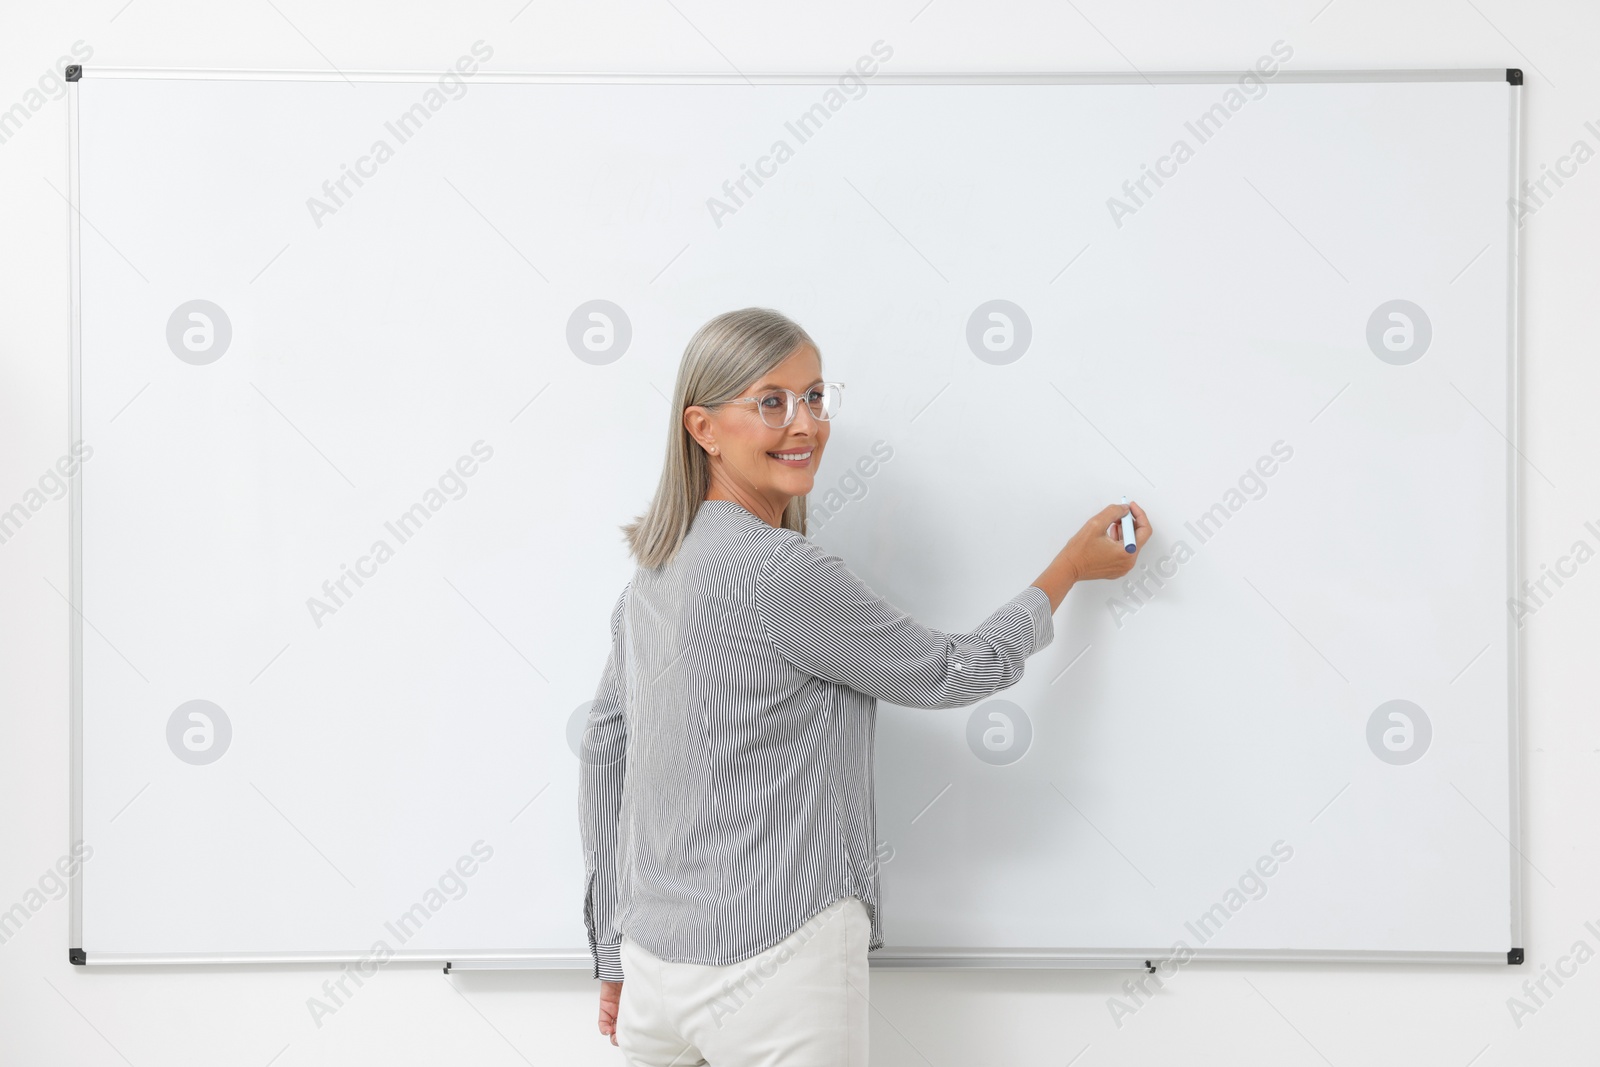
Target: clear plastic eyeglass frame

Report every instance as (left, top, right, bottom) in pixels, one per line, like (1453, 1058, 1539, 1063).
(719, 381, 845, 429)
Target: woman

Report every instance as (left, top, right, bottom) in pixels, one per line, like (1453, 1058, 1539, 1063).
(579, 307, 1151, 1065)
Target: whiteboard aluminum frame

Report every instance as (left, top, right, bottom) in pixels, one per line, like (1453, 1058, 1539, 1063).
(1504, 65, 1526, 963)
(67, 60, 85, 961)
(70, 66, 1514, 84)
(66, 65, 1525, 969)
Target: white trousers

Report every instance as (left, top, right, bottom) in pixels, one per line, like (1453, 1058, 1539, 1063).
(617, 895, 870, 1066)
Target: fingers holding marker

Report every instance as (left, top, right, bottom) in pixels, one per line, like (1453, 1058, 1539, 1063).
(1127, 499, 1153, 547)
(1093, 502, 1126, 540)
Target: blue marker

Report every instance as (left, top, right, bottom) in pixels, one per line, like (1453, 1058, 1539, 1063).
(1120, 496, 1136, 553)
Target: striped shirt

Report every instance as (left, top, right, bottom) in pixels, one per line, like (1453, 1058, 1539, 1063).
(579, 497, 1055, 980)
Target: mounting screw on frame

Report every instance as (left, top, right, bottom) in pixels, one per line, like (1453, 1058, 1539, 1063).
(1506, 68, 1523, 85)
(1508, 948, 1525, 965)
(65, 65, 82, 82)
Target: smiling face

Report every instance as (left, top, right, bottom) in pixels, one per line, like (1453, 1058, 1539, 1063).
(684, 342, 829, 526)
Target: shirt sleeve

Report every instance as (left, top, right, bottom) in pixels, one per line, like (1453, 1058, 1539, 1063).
(753, 534, 1054, 709)
(579, 582, 630, 982)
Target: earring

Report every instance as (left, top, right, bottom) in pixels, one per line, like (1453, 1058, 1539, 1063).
(710, 447, 718, 455)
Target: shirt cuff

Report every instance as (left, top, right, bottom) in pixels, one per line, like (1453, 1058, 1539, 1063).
(1019, 584, 1055, 654)
(593, 940, 625, 981)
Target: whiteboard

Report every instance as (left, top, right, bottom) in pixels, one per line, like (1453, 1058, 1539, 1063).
(68, 66, 1522, 966)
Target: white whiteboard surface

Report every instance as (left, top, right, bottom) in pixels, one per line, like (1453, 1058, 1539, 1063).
(68, 67, 1521, 966)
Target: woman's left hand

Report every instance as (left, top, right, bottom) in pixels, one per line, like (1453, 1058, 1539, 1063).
(599, 979, 623, 1045)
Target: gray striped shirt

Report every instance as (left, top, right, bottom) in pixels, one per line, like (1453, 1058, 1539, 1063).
(579, 498, 1055, 980)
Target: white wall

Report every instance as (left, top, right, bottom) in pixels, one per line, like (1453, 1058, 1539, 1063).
(2, 2, 1595, 1064)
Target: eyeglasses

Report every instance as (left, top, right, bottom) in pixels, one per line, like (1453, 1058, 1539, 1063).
(718, 381, 844, 429)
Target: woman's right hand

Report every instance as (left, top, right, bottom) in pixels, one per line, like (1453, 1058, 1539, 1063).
(1061, 500, 1151, 582)
(1032, 500, 1152, 612)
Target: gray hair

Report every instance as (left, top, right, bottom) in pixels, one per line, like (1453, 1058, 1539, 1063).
(622, 307, 820, 569)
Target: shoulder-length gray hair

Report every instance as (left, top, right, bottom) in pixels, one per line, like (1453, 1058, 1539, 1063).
(622, 307, 819, 569)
